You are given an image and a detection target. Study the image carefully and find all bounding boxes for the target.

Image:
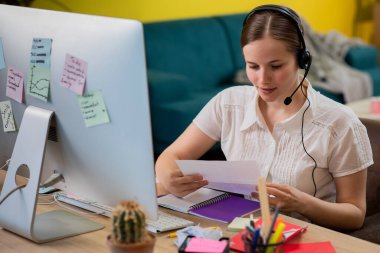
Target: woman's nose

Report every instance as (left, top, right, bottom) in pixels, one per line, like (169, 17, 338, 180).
(258, 68, 272, 83)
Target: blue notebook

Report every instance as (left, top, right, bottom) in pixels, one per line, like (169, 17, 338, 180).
(158, 188, 260, 223)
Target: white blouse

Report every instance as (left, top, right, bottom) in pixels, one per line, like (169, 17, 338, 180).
(193, 84, 373, 202)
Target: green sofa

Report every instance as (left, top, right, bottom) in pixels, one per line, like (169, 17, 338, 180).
(144, 14, 380, 155)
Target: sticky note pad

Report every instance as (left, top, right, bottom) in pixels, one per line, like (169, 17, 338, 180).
(6, 67, 24, 103)
(60, 53, 87, 95)
(185, 237, 227, 253)
(227, 217, 253, 232)
(0, 100, 16, 132)
(78, 90, 110, 127)
(0, 37, 5, 70)
(27, 64, 50, 101)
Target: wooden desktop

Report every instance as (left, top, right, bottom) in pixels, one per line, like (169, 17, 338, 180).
(0, 171, 379, 253)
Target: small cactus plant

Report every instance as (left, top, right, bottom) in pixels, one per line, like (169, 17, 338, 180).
(111, 200, 148, 244)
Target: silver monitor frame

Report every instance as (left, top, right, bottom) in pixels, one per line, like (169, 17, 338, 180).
(0, 5, 157, 242)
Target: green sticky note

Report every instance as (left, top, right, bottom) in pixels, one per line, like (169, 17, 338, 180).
(78, 90, 110, 127)
(27, 64, 50, 102)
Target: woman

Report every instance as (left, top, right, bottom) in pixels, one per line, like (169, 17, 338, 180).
(155, 5, 373, 230)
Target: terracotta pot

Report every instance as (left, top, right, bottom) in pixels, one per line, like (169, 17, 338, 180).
(106, 234, 156, 253)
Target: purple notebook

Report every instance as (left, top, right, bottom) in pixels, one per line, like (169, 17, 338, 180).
(189, 195, 260, 223)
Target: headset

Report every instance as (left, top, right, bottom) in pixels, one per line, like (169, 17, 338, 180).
(243, 4, 312, 105)
(243, 5, 318, 197)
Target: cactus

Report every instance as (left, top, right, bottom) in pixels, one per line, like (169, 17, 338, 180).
(111, 200, 148, 244)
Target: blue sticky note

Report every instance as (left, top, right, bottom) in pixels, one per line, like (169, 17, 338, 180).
(0, 38, 5, 70)
(30, 38, 52, 68)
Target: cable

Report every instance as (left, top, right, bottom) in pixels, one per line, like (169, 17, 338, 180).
(0, 159, 11, 171)
(0, 184, 27, 206)
(300, 84, 318, 197)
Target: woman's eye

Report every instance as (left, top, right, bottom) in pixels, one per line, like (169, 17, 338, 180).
(272, 65, 282, 69)
(249, 65, 259, 70)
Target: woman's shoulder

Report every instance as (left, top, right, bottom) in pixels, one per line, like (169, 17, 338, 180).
(313, 90, 362, 127)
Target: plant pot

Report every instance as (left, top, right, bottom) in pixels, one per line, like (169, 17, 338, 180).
(106, 233, 156, 253)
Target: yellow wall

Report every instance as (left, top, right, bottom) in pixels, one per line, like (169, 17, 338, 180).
(32, 0, 358, 37)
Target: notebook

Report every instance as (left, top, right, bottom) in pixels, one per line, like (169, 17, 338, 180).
(157, 188, 260, 223)
(230, 219, 307, 252)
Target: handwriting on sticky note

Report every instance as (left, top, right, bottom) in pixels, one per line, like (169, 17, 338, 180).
(185, 238, 227, 253)
(78, 90, 110, 127)
(0, 100, 16, 132)
(30, 38, 52, 68)
(27, 64, 50, 102)
(27, 38, 52, 102)
(0, 37, 5, 70)
(60, 54, 87, 95)
(6, 67, 24, 103)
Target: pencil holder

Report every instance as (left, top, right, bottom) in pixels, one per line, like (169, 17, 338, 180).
(242, 231, 285, 253)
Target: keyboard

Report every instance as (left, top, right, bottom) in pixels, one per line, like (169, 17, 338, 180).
(54, 191, 194, 233)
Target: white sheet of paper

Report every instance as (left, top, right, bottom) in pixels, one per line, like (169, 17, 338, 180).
(176, 160, 261, 195)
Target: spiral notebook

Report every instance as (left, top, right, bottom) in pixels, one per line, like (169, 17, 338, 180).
(158, 188, 260, 223)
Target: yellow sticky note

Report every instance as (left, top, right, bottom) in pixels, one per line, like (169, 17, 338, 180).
(227, 217, 252, 232)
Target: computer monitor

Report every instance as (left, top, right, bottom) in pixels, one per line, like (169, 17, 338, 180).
(0, 5, 157, 242)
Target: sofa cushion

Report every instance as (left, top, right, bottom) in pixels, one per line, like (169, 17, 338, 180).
(215, 14, 246, 70)
(144, 18, 236, 91)
(345, 46, 379, 70)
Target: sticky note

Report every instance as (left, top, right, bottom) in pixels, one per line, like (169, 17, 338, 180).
(0, 37, 5, 70)
(227, 217, 252, 232)
(0, 100, 16, 132)
(78, 90, 110, 127)
(6, 67, 24, 103)
(30, 38, 52, 68)
(27, 38, 52, 102)
(27, 64, 50, 101)
(185, 237, 227, 253)
(60, 53, 87, 95)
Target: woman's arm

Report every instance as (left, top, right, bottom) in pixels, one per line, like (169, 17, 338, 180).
(155, 123, 217, 197)
(257, 169, 367, 230)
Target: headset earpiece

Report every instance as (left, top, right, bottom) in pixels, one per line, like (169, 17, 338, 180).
(298, 49, 311, 69)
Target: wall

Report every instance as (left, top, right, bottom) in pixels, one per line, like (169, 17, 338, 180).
(32, 0, 357, 37)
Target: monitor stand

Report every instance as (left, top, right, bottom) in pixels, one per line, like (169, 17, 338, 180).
(0, 106, 104, 243)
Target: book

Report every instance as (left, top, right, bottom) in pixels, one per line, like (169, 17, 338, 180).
(157, 188, 260, 223)
(229, 218, 307, 252)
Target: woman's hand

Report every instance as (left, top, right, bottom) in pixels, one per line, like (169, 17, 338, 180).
(162, 170, 208, 197)
(252, 183, 309, 213)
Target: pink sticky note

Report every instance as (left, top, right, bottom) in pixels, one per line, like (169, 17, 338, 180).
(185, 238, 227, 253)
(370, 99, 380, 114)
(60, 53, 87, 95)
(6, 67, 24, 103)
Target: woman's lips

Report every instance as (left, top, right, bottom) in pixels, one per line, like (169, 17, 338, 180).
(260, 87, 276, 94)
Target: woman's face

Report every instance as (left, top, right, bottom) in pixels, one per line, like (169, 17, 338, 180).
(243, 36, 299, 104)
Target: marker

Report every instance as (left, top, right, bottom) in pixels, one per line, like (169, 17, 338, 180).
(266, 221, 285, 253)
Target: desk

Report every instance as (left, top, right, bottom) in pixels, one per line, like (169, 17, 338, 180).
(346, 97, 380, 120)
(1, 172, 380, 253)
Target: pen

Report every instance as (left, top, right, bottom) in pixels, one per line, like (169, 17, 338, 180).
(167, 226, 220, 238)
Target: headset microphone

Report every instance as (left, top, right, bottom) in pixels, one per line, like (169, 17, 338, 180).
(283, 54, 312, 106)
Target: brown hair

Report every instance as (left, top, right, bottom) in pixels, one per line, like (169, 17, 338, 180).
(240, 9, 303, 55)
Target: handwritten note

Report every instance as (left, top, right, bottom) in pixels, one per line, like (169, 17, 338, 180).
(6, 67, 24, 103)
(60, 54, 87, 95)
(0, 100, 16, 132)
(30, 38, 52, 68)
(185, 238, 227, 253)
(78, 90, 110, 127)
(27, 38, 52, 102)
(0, 38, 5, 70)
